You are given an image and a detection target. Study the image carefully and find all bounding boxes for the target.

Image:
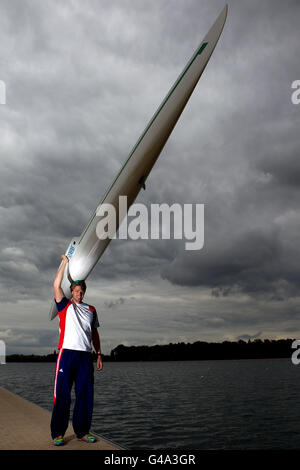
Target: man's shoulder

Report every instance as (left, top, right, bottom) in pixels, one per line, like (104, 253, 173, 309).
(78, 301, 96, 313)
(55, 296, 72, 312)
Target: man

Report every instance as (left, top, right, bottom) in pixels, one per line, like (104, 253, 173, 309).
(50, 254, 103, 446)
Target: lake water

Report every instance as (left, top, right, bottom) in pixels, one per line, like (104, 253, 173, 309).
(0, 359, 300, 450)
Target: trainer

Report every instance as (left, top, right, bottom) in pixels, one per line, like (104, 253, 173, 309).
(50, 254, 103, 446)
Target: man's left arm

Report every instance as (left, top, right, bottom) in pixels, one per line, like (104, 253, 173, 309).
(92, 328, 103, 371)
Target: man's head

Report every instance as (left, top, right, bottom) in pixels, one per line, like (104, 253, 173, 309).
(70, 280, 86, 304)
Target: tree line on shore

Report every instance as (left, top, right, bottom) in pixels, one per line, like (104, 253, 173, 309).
(5, 338, 296, 362)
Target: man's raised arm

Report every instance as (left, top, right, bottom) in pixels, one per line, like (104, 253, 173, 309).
(53, 255, 69, 303)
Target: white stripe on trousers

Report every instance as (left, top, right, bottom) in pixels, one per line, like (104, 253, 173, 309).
(53, 348, 64, 405)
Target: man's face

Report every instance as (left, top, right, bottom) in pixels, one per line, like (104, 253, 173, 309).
(71, 285, 85, 304)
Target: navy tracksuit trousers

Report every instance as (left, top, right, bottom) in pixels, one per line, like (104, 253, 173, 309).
(51, 349, 94, 439)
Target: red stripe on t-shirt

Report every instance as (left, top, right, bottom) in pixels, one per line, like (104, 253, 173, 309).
(57, 300, 72, 350)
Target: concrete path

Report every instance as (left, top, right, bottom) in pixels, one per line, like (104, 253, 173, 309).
(0, 386, 122, 450)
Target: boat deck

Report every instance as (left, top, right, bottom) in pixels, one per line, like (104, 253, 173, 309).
(0, 386, 122, 450)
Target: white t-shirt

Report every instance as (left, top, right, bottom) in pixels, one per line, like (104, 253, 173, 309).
(55, 297, 99, 352)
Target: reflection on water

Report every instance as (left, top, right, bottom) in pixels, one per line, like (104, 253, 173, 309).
(0, 359, 299, 449)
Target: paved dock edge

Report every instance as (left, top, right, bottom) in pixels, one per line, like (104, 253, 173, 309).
(0, 386, 123, 450)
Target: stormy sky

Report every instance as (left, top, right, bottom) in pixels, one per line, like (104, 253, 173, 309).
(1, 0, 300, 355)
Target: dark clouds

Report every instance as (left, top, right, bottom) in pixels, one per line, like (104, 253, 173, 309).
(1, 0, 300, 353)
(161, 228, 286, 297)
